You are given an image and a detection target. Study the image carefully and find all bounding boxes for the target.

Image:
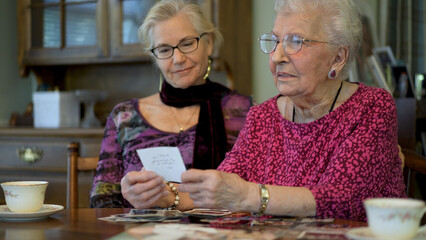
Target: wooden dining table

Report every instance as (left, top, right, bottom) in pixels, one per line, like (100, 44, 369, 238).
(0, 208, 367, 240)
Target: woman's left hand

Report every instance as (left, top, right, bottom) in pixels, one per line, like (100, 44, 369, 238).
(178, 169, 257, 212)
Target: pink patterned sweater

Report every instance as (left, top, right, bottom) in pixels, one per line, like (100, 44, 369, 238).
(218, 83, 406, 221)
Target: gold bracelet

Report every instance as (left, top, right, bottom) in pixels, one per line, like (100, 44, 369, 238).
(255, 184, 269, 217)
(166, 181, 180, 210)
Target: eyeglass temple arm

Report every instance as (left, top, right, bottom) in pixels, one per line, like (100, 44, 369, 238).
(303, 39, 329, 44)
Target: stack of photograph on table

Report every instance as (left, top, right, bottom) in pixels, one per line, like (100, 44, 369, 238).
(99, 209, 186, 223)
(99, 208, 233, 223)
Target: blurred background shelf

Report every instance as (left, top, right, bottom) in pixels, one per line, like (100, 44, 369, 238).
(0, 128, 103, 208)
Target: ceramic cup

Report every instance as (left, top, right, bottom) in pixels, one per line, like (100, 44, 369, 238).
(364, 198, 426, 239)
(1, 181, 48, 213)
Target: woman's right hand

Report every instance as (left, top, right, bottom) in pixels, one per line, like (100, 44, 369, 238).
(121, 168, 169, 209)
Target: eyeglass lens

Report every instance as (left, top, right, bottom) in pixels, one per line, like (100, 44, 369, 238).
(284, 34, 303, 54)
(259, 33, 278, 54)
(259, 33, 303, 55)
(153, 38, 199, 59)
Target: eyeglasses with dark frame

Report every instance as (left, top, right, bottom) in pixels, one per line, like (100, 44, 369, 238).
(258, 33, 331, 55)
(151, 32, 208, 59)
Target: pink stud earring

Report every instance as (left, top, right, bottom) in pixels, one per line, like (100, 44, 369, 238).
(328, 68, 337, 79)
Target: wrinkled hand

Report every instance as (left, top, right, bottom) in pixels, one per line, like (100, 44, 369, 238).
(121, 168, 168, 209)
(179, 169, 252, 212)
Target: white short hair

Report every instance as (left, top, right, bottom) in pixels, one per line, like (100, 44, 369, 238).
(275, 0, 362, 79)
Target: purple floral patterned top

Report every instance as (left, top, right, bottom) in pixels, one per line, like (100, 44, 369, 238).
(90, 91, 252, 208)
(218, 83, 406, 221)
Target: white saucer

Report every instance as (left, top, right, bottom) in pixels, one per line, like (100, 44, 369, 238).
(0, 204, 64, 222)
(345, 227, 426, 240)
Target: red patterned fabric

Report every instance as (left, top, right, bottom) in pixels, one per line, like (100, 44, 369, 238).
(218, 83, 406, 221)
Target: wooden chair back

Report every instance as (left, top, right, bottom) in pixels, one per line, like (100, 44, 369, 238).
(401, 148, 426, 199)
(67, 142, 99, 209)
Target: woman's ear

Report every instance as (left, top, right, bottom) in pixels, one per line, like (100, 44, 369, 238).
(333, 46, 349, 71)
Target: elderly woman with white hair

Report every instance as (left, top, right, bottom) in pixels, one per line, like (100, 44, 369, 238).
(179, 0, 406, 221)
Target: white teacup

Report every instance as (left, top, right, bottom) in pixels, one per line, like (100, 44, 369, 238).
(1, 181, 48, 213)
(364, 198, 426, 239)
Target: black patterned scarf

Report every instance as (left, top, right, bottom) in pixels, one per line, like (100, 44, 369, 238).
(159, 78, 230, 170)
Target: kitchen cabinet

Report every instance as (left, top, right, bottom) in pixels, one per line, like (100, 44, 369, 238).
(17, 0, 156, 68)
(0, 128, 103, 208)
(17, 0, 252, 96)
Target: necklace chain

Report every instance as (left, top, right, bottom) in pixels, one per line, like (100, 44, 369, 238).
(170, 106, 199, 134)
(292, 81, 343, 122)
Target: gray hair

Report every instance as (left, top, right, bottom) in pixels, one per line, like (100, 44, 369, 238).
(274, 0, 362, 80)
(138, 0, 223, 55)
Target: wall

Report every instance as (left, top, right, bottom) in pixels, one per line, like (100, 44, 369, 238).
(251, 0, 276, 104)
(0, 1, 35, 126)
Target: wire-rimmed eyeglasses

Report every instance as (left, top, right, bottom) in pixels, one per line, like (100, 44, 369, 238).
(258, 33, 331, 55)
(151, 32, 208, 59)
